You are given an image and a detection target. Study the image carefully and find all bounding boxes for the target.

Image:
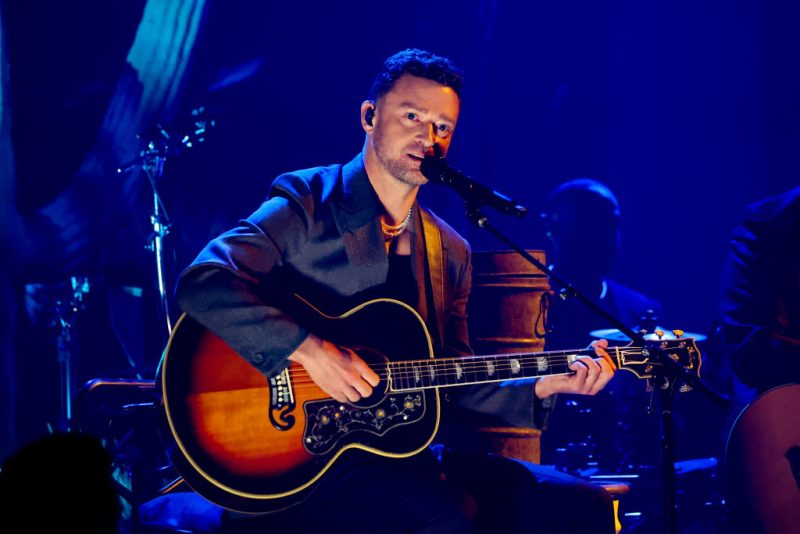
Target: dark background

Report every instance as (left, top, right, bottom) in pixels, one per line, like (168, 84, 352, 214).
(2, 1, 799, 526)
(11, 0, 798, 331)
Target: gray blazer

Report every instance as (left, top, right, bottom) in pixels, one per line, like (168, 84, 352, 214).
(175, 153, 472, 377)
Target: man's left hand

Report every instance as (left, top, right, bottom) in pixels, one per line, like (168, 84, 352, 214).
(534, 339, 615, 399)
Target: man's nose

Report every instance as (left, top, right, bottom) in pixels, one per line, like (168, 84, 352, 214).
(417, 123, 436, 147)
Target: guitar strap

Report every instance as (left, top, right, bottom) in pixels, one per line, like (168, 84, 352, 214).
(420, 207, 445, 349)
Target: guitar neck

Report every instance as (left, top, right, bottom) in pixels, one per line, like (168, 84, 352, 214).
(388, 348, 605, 391)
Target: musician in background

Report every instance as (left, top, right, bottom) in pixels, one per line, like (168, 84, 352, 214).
(718, 185, 800, 394)
(176, 48, 616, 532)
(717, 186, 800, 533)
(538, 178, 663, 472)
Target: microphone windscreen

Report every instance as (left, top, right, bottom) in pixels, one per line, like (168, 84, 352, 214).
(420, 155, 448, 184)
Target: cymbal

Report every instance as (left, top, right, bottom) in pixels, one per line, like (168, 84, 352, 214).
(589, 327, 707, 342)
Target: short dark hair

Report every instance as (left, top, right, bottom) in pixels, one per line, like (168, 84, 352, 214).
(367, 48, 464, 102)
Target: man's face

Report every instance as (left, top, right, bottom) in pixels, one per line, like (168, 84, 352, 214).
(370, 74, 460, 186)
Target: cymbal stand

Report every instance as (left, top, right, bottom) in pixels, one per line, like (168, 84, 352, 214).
(51, 276, 90, 433)
(140, 133, 174, 341)
(117, 108, 214, 344)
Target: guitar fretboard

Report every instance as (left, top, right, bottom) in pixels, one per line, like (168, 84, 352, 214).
(388, 349, 602, 391)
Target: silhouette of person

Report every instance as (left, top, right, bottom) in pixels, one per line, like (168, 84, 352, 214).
(539, 178, 663, 473)
(718, 185, 800, 394)
(716, 185, 800, 533)
(0, 433, 122, 533)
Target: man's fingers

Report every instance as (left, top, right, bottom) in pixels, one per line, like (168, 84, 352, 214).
(569, 356, 604, 394)
(351, 377, 373, 398)
(573, 355, 601, 374)
(331, 391, 349, 403)
(584, 362, 601, 393)
(569, 360, 588, 384)
(355, 358, 380, 387)
(344, 349, 378, 396)
(589, 359, 615, 395)
(343, 386, 362, 403)
(591, 338, 617, 371)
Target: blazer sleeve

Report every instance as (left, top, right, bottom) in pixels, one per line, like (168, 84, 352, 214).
(175, 174, 316, 377)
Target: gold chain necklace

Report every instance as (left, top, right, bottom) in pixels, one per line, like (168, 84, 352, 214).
(381, 208, 413, 240)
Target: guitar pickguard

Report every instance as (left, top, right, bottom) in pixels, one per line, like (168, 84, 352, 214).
(302, 392, 426, 455)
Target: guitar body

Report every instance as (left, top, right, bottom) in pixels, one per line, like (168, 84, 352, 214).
(724, 383, 800, 533)
(160, 298, 439, 513)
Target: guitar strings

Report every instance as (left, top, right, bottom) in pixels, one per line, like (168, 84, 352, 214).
(282, 350, 648, 386)
(280, 347, 649, 389)
(283, 349, 630, 384)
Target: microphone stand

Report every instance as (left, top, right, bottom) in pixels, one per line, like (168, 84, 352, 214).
(455, 193, 727, 534)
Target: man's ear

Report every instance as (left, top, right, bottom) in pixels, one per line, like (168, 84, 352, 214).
(361, 100, 376, 131)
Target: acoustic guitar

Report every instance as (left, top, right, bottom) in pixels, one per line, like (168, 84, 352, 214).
(159, 296, 701, 513)
(725, 383, 800, 533)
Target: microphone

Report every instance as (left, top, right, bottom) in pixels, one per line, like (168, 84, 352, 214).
(420, 155, 528, 218)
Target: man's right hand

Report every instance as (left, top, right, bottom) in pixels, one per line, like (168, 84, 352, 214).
(288, 333, 380, 403)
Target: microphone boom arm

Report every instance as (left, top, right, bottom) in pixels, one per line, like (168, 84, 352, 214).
(420, 156, 528, 218)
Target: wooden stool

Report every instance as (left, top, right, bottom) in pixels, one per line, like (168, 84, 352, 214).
(476, 426, 542, 464)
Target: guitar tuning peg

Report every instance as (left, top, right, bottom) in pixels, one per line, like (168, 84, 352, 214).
(672, 329, 685, 339)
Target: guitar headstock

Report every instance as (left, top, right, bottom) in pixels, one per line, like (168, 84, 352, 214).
(616, 334, 702, 392)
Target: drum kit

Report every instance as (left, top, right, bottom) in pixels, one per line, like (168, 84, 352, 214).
(24, 109, 215, 434)
(16, 112, 216, 528)
(540, 325, 725, 532)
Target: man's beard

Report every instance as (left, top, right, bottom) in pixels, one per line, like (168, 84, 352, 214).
(373, 129, 425, 186)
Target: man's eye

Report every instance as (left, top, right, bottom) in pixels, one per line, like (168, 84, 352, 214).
(406, 112, 417, 120)
(436, 124, 452, 137)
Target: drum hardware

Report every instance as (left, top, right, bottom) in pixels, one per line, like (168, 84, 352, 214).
(590, 327, 708, 343)
(69, 108, 217, 524)
(25, 276, 92, 433)
(117, 106, 215, 343)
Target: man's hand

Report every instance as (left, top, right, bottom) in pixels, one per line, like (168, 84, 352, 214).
(534, 339, 615, 399)
(288, 334, 380, 403)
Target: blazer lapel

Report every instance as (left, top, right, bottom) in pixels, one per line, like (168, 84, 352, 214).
(331, 154, 388, 289)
